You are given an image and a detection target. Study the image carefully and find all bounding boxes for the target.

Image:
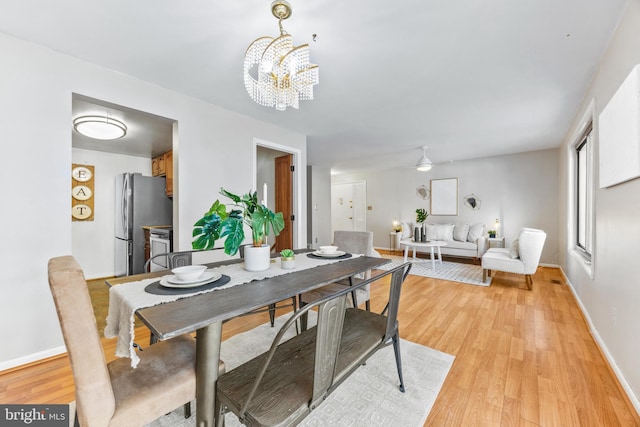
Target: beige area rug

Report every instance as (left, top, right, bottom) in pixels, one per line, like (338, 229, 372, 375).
(379, 255, 492, 286)
(148, 312, 454, 427)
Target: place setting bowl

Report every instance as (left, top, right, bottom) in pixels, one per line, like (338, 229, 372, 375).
(145, 264, 230, 295)
(160, 265, 222, 288)
(309, 245, 350, 259)
(172, 265, 207, 282)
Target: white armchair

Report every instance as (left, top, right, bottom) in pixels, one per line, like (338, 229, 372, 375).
(481, 228, 546, 290)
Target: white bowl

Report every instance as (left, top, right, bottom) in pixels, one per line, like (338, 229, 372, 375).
(171, 265, 207, 282)
(319, 245, 339, 254)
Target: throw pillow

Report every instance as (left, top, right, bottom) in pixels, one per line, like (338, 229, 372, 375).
(467, 223, 484, 242)
(427, 224, 454, 241)
(424, 223, 434, 241)
(400, 221, 412, 238)
(453, 224, 470, 242)
(510, 238, 520, 259)
(437, 224, 455, 241)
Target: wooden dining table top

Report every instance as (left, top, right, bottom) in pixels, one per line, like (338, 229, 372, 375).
(106, 254, 390, 341)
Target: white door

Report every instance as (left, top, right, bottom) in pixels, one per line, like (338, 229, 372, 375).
(331, 181, 367, 234)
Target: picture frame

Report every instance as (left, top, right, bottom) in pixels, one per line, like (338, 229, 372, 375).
(430, 178, 458, 215)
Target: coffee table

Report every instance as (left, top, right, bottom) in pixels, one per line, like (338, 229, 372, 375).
(400, 238, 447, 270)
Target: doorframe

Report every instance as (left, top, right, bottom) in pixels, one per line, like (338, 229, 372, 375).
(253, 138, 303, 250)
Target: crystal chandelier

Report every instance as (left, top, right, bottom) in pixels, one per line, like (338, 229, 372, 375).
(244, 0, 319, 111)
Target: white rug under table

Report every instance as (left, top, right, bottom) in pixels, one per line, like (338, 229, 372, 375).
(378, 255, 491, 286)
(148, 312, 454, 427)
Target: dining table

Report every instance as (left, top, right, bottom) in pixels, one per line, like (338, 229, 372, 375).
(106, 251, 390, 427)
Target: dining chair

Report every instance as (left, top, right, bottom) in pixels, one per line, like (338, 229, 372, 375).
(48, 255, 224, 426)
(143, 250, 193, 272)
(236, 244, 298, 329)
(298, 231, 381, 329)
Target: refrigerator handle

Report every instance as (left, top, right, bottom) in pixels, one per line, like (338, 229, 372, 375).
(121, 173, 129, 238)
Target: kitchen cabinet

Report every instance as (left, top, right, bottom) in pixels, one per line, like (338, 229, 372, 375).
(152, 154, 165, 176)
(151, 150, 173, 197)
(165, 150, 173, 197)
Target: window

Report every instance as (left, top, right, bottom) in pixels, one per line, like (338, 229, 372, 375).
(576, 127, 593, 257)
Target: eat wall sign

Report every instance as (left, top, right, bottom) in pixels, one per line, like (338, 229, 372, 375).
(72, 164, 94, 221)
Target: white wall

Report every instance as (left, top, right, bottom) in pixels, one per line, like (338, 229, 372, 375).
(72, 148, 155, 278)
(558, 0, 640, 410)
(331, 149, 560, 264)
(0, 32, 306, 369)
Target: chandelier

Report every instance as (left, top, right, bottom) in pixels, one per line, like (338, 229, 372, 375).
(243, 0, 319, 111)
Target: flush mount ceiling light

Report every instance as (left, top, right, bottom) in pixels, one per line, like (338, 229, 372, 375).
(73, 115, 127, 140)
(243, 0, 319, 111)
(416, 146, 432, 171)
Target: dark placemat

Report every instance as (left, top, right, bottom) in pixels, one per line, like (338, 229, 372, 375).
(145, 274, 231, 295)
(307, 252, 353, 260)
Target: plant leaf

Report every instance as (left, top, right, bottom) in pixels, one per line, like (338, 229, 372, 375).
(192, 212, 222, 250)
(220, 215, 245, 256)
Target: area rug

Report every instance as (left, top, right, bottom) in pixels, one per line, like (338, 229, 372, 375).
(148, 312, 454, 427)
(378, 255, 492, 286)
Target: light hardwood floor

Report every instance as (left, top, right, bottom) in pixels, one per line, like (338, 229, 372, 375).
(1, 264, 638, 426)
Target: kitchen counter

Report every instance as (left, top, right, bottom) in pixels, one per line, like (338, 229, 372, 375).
(142, 225, 172, 230)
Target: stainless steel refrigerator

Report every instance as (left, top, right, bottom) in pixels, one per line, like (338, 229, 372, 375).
(115, 173, 172, 276)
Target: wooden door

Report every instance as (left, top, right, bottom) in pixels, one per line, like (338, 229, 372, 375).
(275, 154, 293, 251)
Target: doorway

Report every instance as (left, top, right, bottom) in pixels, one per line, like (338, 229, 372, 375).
(256, 142, 299, 251)
(71, 93, 175, 279)
(331, 181, 367, 234)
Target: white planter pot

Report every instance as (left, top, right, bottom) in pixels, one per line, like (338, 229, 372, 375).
(281, 257, 295, 270)
(243, 245, 271, 272)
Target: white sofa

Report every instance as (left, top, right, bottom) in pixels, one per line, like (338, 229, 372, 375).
(400, 222, 488, 260)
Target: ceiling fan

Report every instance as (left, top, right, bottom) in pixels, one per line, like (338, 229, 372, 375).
(415, 146, 432, 171)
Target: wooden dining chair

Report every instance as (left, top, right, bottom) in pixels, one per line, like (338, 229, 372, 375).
(48, 255, 223, 426)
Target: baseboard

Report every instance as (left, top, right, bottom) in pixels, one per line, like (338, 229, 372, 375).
(559, 267, 640, 415)
(0, 345, 66, 373)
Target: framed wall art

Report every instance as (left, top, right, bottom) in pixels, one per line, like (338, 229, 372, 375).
(430, 178, 458, 216)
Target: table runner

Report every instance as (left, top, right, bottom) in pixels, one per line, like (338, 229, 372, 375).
(105, 253, 362, 367)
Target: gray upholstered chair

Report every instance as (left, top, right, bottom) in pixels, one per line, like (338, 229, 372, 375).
(299, 231, 381, 328)
(481, 228, 547, 290)
(47, 255, 222, 426)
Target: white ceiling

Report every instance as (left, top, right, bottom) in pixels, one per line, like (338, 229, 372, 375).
(0, 0, 629, 172)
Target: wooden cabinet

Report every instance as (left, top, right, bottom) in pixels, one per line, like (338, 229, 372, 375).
(152, 156, 165, 176)
(151, 150, 173, 197)
(165, 150, 173, 197)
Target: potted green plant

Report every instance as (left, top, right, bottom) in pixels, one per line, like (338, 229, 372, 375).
(280, 249, 295, 270)
(415, 208, 428, 224)
(192, 188, 285, 271)
(488, 229, 497, 238)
